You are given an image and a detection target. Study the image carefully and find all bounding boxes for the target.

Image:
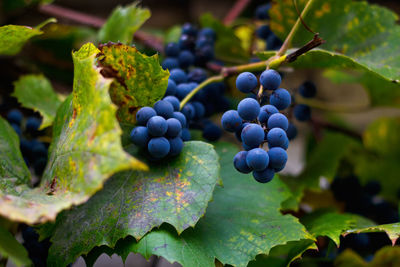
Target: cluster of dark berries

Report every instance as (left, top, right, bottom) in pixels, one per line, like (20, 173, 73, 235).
(6, 109, 48, 179)
(254, 3, 283, 51)
(21, 226, 51, 267)
(222, 69, 291, 183)
(293, 81, 316, 122)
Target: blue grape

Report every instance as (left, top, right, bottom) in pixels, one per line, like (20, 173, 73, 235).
(169, 68, 188, 84)
(32, 142, 47, 158)
(166, 118, 182, 137)
(241, 123, 264, 148)
(255, 3, 271, 20)
(165, 43, 180, 57)
(267, 128, 288, 148)
(11, 123, 21, 135)
(162, 57, 179, 70)
(176, 83, 193, 100)
(130, 126, 149, 147)
(286, 123, 297, 140)
(147, 116, 167, 136)
(148, 137, 170, 158)
(202, 122, 221, 141)
(235, 122, 249, 142)
(260, 69, 281, 90)
(236, 72, 258, 93)
(246, 148, 269, 171)
(196, 35, 214, 49)
(163, 96, 180, 111)
(221, 110, 242, 132)
(165, 79, 177, 96)
(181, 103, 196, 120)
(172, 111, 187, 128)
(266, 34, 283, 50)
(178, 34, 196, 50)
(258, 104, 279, 124)
(195, 45, 214, 64)
(26, 117, 41, 133)
(256, 25, 272, 39)
(154, 100, 174, 118)
(198, 28, 216, 41)
(182, 23, 198, 36)
(237, 98, 260, 121)
(7, 109, 23, 125)
(192, 101, 205, 119)
(267, 113, 288, 131)
(181, 128, 191, 141)
(268, 147, 287, 170)
(33, 158, 47, 176)
(294, 104, 311, 121)
(178, 50, 195, 68)
(233, 151, 252, 174)
(188, 68, 207, 83)
(253, 167, 275, 183)
(270, 88, 291, 110)
(136, 107, 156, 126)
(299, 81, 317, 98)
(169, 137, 184, 156)
(242, 143, 253, 151)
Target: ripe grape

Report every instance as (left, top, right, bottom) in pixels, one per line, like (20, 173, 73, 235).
(266, 34, 283, 50)
(221, 110, 242, 132)
(182, 23, 198, 36)
(169, 137, 184, 156)
(181, 128, 191, 141)
(169, 68, 188, 84)
(246, 148, 269, 171)
(253, 167, 275, 183)
(233, 151, 252, 174)
(26, 117, 41, 134)
(192, 101, 205, 119)
(255, 3, 271, 20)
(236, 72, 258, 93)
(267, 113, 289, 131)
(163, 96, 180, 111)
(267, 128, 288, 148)
(202, 122, 222, 141)
(166, 118, 182, 137)
(165, 79, 177, 96)
(299, 81, 317, 98)
(241, 123, 264, 148)
(294, 104, 311, 121)
(237, 98, 260, 121)
(260, 69, 281, 90)
(172, 111, 187, 128)
(136, 107, 157, 126)
(286, 123, 298, 140)
(130, 126, 149, 147)
(154, 100, 174, 118)
(198, 28, 216, 41)
(7, 109, 23, 125)
(162, 57, 179, 70)
(148, 137, 170, 158)
(178, 34, 196, 51)
(147, 116, 168, 136)
(268, 147, 288, 170)
(256, 25, 272, 39)
(181, 103, 196, 120)
(188, 68, 207, 83)
(270, 88, 291, 110)
(165, 43, 180, 57)
(258, 104, 278, 124)
(178, 50, 195, 68)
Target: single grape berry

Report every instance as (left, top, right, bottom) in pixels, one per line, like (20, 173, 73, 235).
(176, 83, 192, 100)
(237, 98, 260, 121)
(202, 122, 222, 141)
(198, 28, 216, 41)
(7, 109, 23, 125)
(253, 167, 275, 183)
(162, 57, 179, 70)
(233, 151, 252, 174)
(266, 34, 283, 50)
(246, 148, 269, 171)
(258, 104, 279, 124)
(286, 123, 298, 140)
(241, 123, 264, 148)
(136, 107, 156, 126)
(26, 117, 41, 134)
(299, 81, 317, 98)
(172, 111, 187, 128)
(267, 113, 289, 131)
(182, 23, 198, 37)
(163, 96, 180, 111)
(130, 126, 149, 147)
(11, 123, 22, 136)
(181, 103, 196, 120)
(255, 3, 271, 20)
(166, 118, 182, 137)
(269, 88, 291, 110)
(165, 79, 177, 96)
(178, 34, 196, 51)
(236, 72, 258, 93)
(33, 158, 47, 176)
(181, 128, 191, 141)
(192, 101, 205, 119)
(294, 104, 311, 121)
(169, 137, 184, 156)
(260, 69, 281, 91)
(165, 43, 180, 57)
(267, 128, 288, 148)
(147, 116, 168, 136)
(148, 137, 170, 158)
(178, 50, 195, 68)
(154, 100, 174, 118)
(32, 142, 47, 158)
(268, 147, 288, 170)
(169, 68, 188, 84)
(256, 25, 272, 40)
(221, 110, 243, 132)
(188, 68, 207, 83)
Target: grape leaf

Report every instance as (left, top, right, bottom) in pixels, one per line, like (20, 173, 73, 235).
(345, 223, 400, 245)
(200, 13, 249, 63)
(98, 2, 150, 44)
(12, 74, 63, 129)
(300, 210, 375, 246)
(0, 19, 55, 56)
(0, 225, 31, 267)
(86, 142, 314, 267)
(45, 141, 220, 266)
(270, 0, 400, 83)
(97, 43, 169, 124)
(0, 43, 146, 224)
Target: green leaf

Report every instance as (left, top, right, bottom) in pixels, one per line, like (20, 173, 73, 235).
(97, 43, 169, 124)
(98, 2, 151, 44)
(0, 43, 146, 224)
(12, 74, 63, 129)
(270, 0, 400, 83)
(45, 141, 220, 266)
(0, 19, 55, 56)
(334, 249, 367, 267)
(0, 225, 31, 267)
(200, 13, 249, 63)
(301, 210, 375, 246)
(89, 142, 314, 267)
(345, 223, 400, 245)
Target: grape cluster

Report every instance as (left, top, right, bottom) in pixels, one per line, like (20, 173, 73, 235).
(254, 3, 283, 51)
(222, 70, 291, 183)
(5, 109, 48, 180)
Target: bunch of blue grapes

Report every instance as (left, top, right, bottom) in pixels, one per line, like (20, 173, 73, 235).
(254, 3, 283, 51)
(6, 109, 48, 180)
(221, 70, 292, 183)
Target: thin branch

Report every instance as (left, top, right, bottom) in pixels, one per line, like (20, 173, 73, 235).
(223, 0, 252, 25)
(38, 4, 164, 52)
